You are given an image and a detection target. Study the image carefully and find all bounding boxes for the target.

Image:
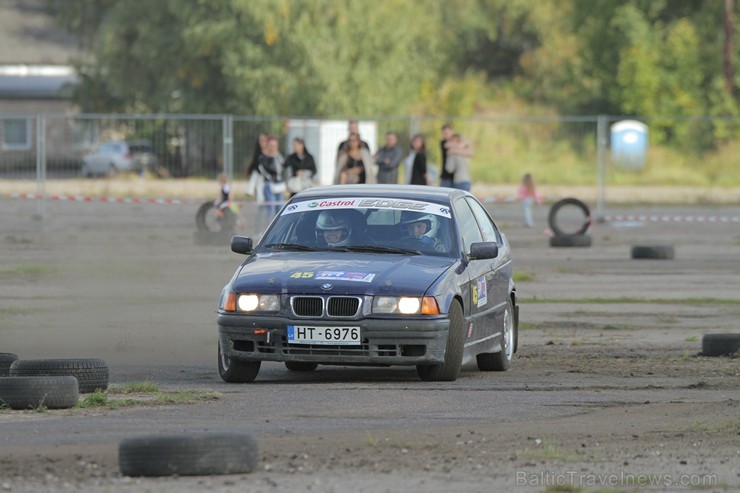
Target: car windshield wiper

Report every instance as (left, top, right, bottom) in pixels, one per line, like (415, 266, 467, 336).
(264, 243, 322, 252)
(344, 245, 421, 255)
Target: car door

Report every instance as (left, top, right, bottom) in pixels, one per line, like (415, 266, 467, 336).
(466, 197, 512, 344)
(451, 197, 491, 347)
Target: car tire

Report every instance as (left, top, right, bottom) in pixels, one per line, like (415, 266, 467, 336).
(196, 202, 237, 233)
(549, 234, 592, 247)
(417, 300, 464, 382)
(119, 432, 259, 477)
(218, 341, 260, 383)
(476, 298, 515, 371)
(9, 358, 108, 394)
(631, 245, 675, 260)
(548, 198, 592, 236)
(0, 376, 79, 409)
(284, 362, 319, 372)
(0, 353, 19, 377)
(701, 333, 740, 357)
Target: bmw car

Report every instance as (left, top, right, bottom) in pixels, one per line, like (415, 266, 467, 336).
(216, 185, 518, 382)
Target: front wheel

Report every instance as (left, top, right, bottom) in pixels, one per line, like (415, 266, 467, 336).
(218, 341, 260, 383)
(417, 300, 464, 382)
(476, 298, 515, 371)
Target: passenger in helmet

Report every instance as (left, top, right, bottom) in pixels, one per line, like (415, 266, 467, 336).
(316, 210, 353, 247)
(399, 211, 435, 245)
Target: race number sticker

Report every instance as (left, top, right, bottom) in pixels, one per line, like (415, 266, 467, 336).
(316, 271, 375, 282)
(476, 276, 487, 307)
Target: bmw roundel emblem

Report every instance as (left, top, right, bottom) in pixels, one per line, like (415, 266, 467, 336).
(321, 283, 333, 290)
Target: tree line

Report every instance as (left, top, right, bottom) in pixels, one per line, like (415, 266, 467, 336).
(49, 0, 738, 149)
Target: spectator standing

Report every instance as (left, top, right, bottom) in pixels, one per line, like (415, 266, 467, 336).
(518, 173, 542, 227)
(246, 132, 268, 178)
(284, 137, 317, 197)
(256, 135, 285, 220)
(336, 120, 370, 161)
(444, 133, 474, 192)
(439, 123, 455, 187)
(406, 134, 428, 185)
(335, 133, 376, 184)
(374, 132, 403, 184)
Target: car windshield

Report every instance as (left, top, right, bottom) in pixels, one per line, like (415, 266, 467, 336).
(258, 197, 457, 257)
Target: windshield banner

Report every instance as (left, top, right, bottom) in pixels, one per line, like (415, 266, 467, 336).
(281, 197, 451, 218)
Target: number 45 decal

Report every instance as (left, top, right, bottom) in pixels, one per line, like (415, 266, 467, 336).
(290, 271, 314, 279)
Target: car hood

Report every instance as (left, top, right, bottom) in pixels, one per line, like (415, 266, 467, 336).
(233, 252, 455, 296)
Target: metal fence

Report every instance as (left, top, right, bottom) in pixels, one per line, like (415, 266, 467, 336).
(2, 113, 739, 214)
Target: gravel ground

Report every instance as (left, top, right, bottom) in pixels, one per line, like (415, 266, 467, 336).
(0, 187, 738, 492)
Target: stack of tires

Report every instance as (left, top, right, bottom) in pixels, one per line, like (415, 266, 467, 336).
(548, 198, 593, 247)
(0, 356, 108, 410)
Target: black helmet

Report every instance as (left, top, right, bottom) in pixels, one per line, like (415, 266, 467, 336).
(316, 210, 353, 246)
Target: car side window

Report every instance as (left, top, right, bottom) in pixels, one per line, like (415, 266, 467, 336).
(453, 198, 483, 253)
(466, 198, 501, 243)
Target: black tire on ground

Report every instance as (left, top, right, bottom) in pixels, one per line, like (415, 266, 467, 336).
(9, 359, 108, 393)
(284, 361, 319, 372)
(631, 245, 675, 260)
(701, 333, 740, 357)
(476, 298, 515, 371)
(548, 197, 592, 236)
(196, 202, 236, 233)
(218, 341, 261, 383)
(549, 234, 592, 247)
(0, 353, 19, 377)
(0, 376, 79, 409)
(417, 300, 464, 382)
(119, 433, 259, 477)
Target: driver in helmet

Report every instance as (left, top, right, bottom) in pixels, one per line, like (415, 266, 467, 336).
(316, 210, 353, 247)
(399, 211, 435, 245)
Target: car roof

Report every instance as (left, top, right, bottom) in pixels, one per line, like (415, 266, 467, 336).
(293, 185, 471, 204)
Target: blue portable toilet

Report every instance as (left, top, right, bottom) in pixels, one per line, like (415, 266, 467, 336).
(611, 120, 648, 170)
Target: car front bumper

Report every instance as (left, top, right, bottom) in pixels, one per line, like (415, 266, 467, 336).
(217, 312, 450, 366)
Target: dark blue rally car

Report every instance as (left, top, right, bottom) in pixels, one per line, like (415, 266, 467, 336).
(216, 185, 518, 382)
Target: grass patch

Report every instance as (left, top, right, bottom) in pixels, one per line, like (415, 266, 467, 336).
(685, 336, 699, 342)
(0, 306, 32, 318)
(513, 271, 534, 282)
(76, 383, 221, 410)
(0, 263, 57, 278)
(521, 297, 740, 305)
(109, 381, 160, 394)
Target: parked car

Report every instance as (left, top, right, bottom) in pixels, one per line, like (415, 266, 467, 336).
(216, 185, 518, 383)
(81, 140, 158, 177)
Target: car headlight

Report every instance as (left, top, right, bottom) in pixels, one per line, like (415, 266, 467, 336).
(373, 296, 439, 315)
(224, 293, 280, 312)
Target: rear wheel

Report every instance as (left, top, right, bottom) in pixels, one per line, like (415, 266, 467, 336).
(417, 301, 464, 382)
(476, 299, 514, 371)
(285, 362, 318, 372)
(218, 341, 260, 383)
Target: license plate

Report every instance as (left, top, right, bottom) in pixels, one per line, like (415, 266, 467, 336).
(287, 325, 361, 345)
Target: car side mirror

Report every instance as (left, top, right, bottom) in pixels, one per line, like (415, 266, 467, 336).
(469, 242, 498, 260)
(231, 236, 253, 254)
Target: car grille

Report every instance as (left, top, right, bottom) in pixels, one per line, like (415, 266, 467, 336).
(281, 339, 371, 357)
(292, 296, 323, 317)
(290, 296, 361, 318)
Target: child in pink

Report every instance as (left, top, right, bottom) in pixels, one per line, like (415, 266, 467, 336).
(518, 173, 542, 227)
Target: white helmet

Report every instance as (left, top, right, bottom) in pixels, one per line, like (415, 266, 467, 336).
(399, 211, 434, 236)
(316, 210, 353, 246)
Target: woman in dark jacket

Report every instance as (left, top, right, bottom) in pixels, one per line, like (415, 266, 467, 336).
(284, 137, 317, 197)
(407, 134, 428, 185)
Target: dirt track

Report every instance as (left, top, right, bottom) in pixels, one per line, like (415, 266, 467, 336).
(0, 189, 738, 492)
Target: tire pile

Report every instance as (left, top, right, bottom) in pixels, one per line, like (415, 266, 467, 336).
(1, 351, 261, 477)
(0, 354, 108, 409)
(548, 198, 593, 247)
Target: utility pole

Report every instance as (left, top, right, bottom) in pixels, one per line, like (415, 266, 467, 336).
(725, 0, 734, 94)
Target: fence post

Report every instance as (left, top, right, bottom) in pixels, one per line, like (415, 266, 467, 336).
(34, 115, 46, 221)
(596, 114, 608, 220)
(223, 114, 234, 180)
